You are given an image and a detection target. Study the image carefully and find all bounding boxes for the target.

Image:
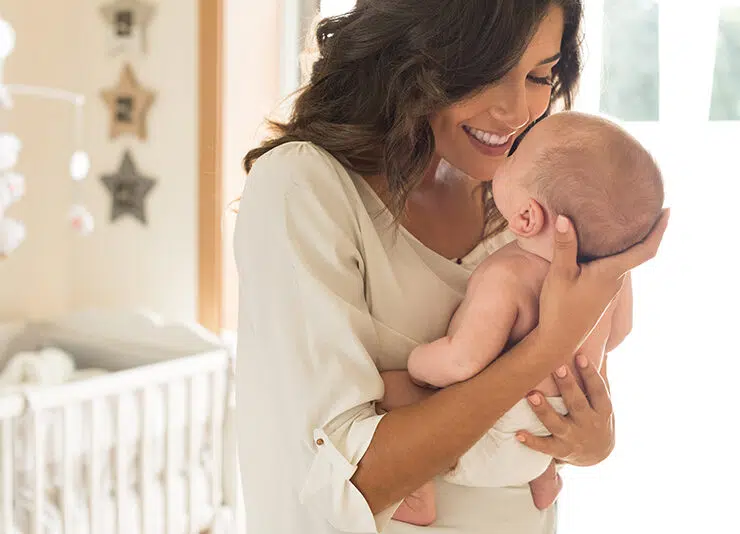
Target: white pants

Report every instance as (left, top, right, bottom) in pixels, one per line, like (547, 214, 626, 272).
(444, 397, 568, 488)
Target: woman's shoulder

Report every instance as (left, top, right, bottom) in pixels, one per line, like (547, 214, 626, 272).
(245, 141, 360, 206)
(240, 141, 367, 232)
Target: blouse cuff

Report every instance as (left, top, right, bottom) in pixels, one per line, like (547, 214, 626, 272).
(299, 409, 400, 533)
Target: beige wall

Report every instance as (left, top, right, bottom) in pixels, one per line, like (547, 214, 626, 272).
(221, 0, 284, 332)
(0, 0, 198, 323)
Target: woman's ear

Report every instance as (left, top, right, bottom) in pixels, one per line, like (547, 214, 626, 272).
(508, 198, 546, 238)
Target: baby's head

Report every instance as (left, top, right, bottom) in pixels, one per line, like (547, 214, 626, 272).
(492, 111, 664, 262)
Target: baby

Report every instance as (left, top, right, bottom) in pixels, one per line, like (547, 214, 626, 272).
(389, 111, 665, 526)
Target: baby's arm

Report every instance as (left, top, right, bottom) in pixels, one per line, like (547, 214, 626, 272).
(407, 267, 520, 388)
(606, 273, 633, 353)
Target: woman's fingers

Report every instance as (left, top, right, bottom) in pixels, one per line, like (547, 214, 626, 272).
(525, 392, 570, 436)
(550, 215, 580, 280)
(552, 364, 591, 417)
(515, 432, 567, 459)
(598, 208, 671, 277)
(574, 354, 613, 417)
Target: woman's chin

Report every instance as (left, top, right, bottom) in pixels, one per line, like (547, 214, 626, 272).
(440, 153, 504, 183)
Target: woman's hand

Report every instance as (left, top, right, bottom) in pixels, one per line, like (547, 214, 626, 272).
(515, 354, 614, 466)
(537, 211, 670, 359)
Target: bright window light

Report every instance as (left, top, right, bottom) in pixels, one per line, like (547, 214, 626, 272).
(320, 0, 356, 18)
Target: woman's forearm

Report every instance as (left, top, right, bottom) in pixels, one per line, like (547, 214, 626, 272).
(352, 328, 561, 514)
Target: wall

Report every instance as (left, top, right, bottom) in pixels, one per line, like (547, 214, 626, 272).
(0, 0, 199, 323)
(221, 0, 284, 332)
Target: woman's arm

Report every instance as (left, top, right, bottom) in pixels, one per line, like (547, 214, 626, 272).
(356, 328, 563, 513)
(353, 213, 670, 513)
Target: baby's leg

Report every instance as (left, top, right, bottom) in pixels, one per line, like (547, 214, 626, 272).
(392, 481, 437, 526)
(529, 460, 562, 510)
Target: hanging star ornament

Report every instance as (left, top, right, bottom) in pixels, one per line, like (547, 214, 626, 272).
(101, 151, 156, 225)
(101, 63, 156, 141)
(100, 0, 156, 56)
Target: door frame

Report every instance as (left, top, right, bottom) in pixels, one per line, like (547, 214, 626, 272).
(198, 0, 224, 333)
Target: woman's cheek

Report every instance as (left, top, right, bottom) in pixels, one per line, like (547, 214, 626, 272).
(529, 86, 553, 118)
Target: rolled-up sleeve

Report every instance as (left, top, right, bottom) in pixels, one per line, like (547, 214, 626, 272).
(234, 143, 400, 533)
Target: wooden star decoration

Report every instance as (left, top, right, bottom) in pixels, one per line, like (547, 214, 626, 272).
(101, 151, 156, 225)
(101, 63, 156, 141)
(100, 0, 156, 55)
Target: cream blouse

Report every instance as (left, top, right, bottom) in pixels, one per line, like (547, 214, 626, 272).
(233, 142, 556, 534)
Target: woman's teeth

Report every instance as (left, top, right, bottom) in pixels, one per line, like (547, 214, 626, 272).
(464, 125, 511, 147)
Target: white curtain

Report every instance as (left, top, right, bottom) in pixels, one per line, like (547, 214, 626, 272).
(561, 1, 739, 532)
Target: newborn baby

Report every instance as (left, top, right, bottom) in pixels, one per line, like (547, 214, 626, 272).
(392, 111, 665, 525)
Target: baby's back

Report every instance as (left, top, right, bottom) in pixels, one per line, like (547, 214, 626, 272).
(468, 243, 614, 395)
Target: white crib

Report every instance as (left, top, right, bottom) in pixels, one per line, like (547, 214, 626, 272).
(0, 311, 238, 534)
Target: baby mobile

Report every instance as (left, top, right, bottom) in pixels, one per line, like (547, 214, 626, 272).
(0, 15, 93, 258)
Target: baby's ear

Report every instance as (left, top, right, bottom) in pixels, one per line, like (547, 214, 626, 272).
(508, 198, 546, 237)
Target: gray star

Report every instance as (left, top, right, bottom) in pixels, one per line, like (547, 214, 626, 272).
(100, 0, 156, 54)
(101, 151, 156, 224)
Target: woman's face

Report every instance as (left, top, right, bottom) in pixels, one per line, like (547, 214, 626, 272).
(429, 5, 565, 182)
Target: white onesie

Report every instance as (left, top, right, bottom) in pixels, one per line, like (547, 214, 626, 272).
(444, 397, 568, 487)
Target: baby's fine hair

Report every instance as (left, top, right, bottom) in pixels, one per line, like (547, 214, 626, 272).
(528, 112, 664, 261)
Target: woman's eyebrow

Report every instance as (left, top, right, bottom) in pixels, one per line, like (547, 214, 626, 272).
(537, 52, 562, 65)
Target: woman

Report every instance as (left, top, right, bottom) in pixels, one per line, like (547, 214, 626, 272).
(233, 1, 669, 533)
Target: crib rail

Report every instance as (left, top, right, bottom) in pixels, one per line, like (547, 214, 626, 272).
(0, 393, 24, 534)
(2, 349, 233, 534)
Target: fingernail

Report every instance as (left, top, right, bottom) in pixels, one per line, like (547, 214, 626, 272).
(555, 365, 568, 378)
(516, 434, 526, 443)
(556, 215, 569, 233)
(576, 354, 589, 368)
(528, 392, 542, 406)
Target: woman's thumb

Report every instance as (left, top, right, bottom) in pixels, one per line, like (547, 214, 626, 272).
(552, 215, 579, 278)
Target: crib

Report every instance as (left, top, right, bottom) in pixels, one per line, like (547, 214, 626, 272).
(0, 311, 238, 534)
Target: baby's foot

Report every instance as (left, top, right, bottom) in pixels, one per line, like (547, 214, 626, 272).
(392, 481, 437, 526)
(529, 460, 563, 510)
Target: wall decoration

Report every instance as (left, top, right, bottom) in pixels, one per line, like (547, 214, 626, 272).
(68, 204, 95, 236)
(101, 150, 156, 225)
(101, 63, 156, 141)
(100, 0, 156, 56)
(0, 15, 93, 257)
(0, 171, 25, 256)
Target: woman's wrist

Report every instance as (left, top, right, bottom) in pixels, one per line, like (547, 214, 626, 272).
(527, 326, 574, 367)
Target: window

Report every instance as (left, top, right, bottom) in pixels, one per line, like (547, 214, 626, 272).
(600, 0, 660, 121)
(710, 7, 740, 120)
(561, 1, 739, 532)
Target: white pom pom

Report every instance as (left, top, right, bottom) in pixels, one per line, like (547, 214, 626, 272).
(0, 18, 16, 60)
(0, 134, 21, 171)
(69, 151, 90, 181)
(0, 172, 24, 213)
(0, 86, 13, 110)
(68, 204, 94, 235)
(0, 218, 25, 256)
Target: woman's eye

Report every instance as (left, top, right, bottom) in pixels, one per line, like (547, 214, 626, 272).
(527, 74, 553, 86)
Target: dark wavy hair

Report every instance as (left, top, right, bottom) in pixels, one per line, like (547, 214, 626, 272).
(244, 0, 583, 234)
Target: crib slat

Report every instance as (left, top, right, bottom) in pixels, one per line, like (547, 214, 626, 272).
(116, 395, 127, 534)
(139, 388, 152, 534)
(62, 405, 75, 534)
(32, 411, 45, 534)
(165, 383, 177, 534)
(211, 370, 224, 509)
(88, 399, 102, 534)
(1, 419, 13, 534)
(188, 376, 198, 533)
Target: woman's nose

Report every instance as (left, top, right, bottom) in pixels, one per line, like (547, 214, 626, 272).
(488, 83, 531, 131)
